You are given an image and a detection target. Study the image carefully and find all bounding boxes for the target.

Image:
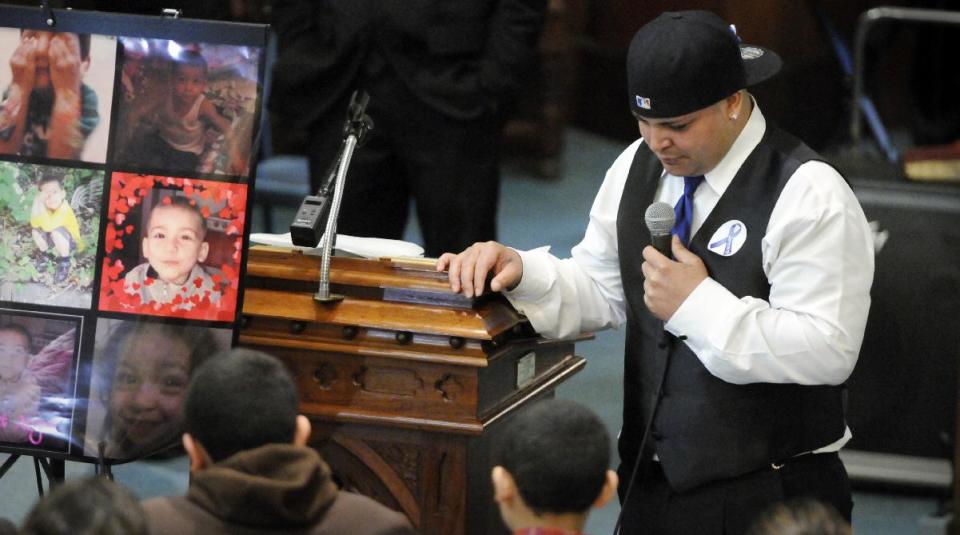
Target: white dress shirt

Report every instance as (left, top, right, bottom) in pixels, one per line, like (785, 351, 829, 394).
(506, 102, 874, 390)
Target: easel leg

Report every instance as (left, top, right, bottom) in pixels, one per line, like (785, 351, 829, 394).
(0, 454, 20, 479)
(32, 457, 66, 496)
(32, 457, 44, 496)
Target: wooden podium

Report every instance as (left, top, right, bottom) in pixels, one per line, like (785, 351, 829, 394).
(239, 246, 587, 534)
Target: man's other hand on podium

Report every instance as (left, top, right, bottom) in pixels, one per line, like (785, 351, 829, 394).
(437, 241, 523, 298)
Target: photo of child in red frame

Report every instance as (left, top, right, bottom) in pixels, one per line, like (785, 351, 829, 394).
(97, 173, 246, 322)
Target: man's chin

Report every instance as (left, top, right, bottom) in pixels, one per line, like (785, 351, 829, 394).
(663, 164, 701, 178)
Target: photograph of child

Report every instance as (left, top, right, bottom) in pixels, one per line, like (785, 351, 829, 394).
(0, 323, 38, 445)
(31, 173, 82, 283)
(98, 173, 246, 321)
(0, 28, 116, 163)
(125, 197, 220, 308)
(0, 161, 103, 308)
(83, 318, 231, 461)
(113, 38, 260, 177)
(0, 310, 81, 453)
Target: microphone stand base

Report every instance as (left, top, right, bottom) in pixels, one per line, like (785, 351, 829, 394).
(314, 292, 345, 304)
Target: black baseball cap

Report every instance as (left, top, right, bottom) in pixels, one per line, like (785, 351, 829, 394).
(627, 10, 782, 118)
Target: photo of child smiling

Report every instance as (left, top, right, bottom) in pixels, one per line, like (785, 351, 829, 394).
(84, 318, 231, 461)
(97, 173, 247, 322)
(123, 197, 219, 311)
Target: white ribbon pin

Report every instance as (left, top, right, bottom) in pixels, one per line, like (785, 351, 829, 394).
(707, 220, 747, 257)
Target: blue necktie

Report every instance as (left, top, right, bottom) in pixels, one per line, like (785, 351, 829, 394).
(672, 175, 704, 245)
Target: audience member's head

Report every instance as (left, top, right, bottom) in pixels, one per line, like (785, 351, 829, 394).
(182, 347, 309, 469)
(747, 497, 852, 535)
(491, 398, 618, 531)
(19, 476, 147, 535)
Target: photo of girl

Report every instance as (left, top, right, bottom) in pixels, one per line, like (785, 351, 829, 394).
(0, 161, 103, 308)
(98, 173, 247, 321)
(112, 38, 259, 177)
(84, 318, 231, 461)
(0, 310, 81, 454)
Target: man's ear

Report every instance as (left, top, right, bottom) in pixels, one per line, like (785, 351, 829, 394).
(292, 415, 312, 447)
(593, 469, 620, 509)
(723, 90, 744, 118)
(198, 241, 209, 263)
(182, 433, 212, 472)
(491, 466, 517, 504)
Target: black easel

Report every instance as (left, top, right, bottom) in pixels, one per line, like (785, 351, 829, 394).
(0, 454, 65, 497)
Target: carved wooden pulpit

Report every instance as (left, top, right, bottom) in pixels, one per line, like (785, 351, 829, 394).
(240, 246, 587, 534)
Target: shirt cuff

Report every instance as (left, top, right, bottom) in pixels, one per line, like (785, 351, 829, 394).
(665, 277, 734, 339)
(504, 246, 553, 301)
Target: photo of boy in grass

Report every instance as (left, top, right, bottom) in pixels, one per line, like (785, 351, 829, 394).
(0, 162, 102, 308)
(31, 174, 82, 283)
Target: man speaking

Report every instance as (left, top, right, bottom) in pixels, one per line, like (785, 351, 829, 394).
(438, 10, 874, 534)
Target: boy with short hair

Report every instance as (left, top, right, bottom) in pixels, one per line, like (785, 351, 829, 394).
(124, 49, 243, 175)
(20, 476, 149, 534)
(747, 497, 852, 535)
(123, 197, 220, 311)
(30, 174, 82, 283)
(492, 398, 618, 534)
(142, 348, 415, 534)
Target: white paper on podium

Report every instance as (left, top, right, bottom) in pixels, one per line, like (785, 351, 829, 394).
(249, 232, 425, 259)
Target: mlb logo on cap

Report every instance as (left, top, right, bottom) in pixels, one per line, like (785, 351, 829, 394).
(636, 96, 651, 110)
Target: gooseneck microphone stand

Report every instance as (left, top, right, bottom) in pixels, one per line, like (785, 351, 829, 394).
(311, 91, 373, 302)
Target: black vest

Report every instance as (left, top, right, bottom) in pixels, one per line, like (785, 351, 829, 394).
(616, 123, 847, 492)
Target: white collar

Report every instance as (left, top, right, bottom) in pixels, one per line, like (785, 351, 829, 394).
(701, 96, 767, 197)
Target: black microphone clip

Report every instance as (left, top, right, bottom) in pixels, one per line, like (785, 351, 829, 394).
(289, 90, 374, 248)
(344, 90, 374, 146)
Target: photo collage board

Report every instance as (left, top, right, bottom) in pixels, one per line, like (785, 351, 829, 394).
(0, 6, 267, 463)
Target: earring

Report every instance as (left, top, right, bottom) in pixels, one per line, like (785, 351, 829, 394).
(730, 113, 739, 120)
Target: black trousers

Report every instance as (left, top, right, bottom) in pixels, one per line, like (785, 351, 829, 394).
(306, 68, 500, 258)
(618, 452, 853, 535)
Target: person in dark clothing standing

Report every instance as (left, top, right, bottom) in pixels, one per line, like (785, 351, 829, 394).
(141, 348, 414, 535)
(269, 0, 547, 257)
(438, 10, 874, 534)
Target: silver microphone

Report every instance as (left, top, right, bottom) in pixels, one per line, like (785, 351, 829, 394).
(644, 201, 675, 257)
